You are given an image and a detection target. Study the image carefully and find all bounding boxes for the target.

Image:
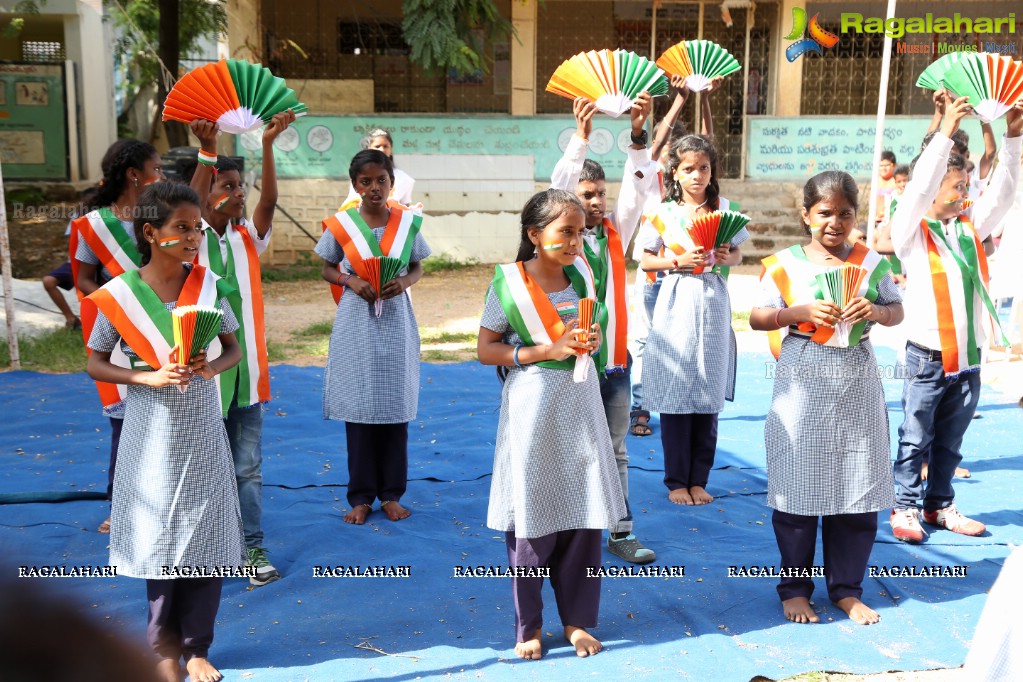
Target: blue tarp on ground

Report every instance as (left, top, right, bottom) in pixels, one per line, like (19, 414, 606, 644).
(1, 348, 1021, 681)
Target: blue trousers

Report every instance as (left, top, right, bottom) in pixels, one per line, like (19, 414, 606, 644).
(225, 402, 265, 548)
(600, 358, 632, 533)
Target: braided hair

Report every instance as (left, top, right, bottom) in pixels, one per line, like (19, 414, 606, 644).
(92, 140, 158, 209)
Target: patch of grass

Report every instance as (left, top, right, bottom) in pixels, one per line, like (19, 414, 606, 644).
(422, 254, 479, 274)
(421, 349, 475, 363)
(420, 330, 477, 345)
(296, 320, 333, 337)
(261, 263, 322, 283)
(732, 310, 751, 332)
(0, 328, 87, 373)
(265, 340, 288, 363)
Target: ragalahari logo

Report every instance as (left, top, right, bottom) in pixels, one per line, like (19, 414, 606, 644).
(784, 8, 840, 61)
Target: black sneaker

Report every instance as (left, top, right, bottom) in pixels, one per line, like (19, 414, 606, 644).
(607, 534, 657, 564)
(246, 546, 281, 586)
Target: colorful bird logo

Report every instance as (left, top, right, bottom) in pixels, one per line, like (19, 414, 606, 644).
(784, 8, 840, 62)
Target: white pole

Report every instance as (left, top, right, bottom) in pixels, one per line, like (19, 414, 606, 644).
(739, 4, 754, 180)
(0, 158, 21, 370)
(866, 0, 898, 248)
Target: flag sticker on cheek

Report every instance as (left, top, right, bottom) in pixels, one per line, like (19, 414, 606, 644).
(542, 241, 567, 251)
(213, 194, 231, 211)
(159, 236, 181, 248)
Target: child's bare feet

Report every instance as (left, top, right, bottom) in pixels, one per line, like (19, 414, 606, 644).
(185, 657, 222, 682)
(515, 628, 543, 660)
(98, 516, 111, 534)
(689, 486, 714, 505)
(343, 504, 372, 524)
(565, 625, 602, 657)
(781, 596, 820, 623)
(668, 488, 693, 505)
(381, 500, 411, 521)
(155, 658, 183, 682)
(835, 596, 880, 625)
(955, 466, 971, 478)
(921, 463, 928, 481)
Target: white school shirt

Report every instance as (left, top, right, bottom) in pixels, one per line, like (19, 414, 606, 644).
(201, 217, 272, 259)
(889, 133, 1022, 351)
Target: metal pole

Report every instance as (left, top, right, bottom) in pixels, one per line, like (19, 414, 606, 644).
(0, 159, 21, 370)
(739, 3, 755, 180)
(695, 0, 705, 134)
(866, 0, 898, 248)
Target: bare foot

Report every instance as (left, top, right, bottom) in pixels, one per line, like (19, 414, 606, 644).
(515, 628, 543, 660)
(381, 500, 411, 521)
(955, 466, 971, 478)
(155, 658, 183, 682)
(343, 504, 371, 525)
(781, 596, 819, 624)
(98, 516, 111, 534)
(835, 597, 880, 625)
(185, 657, 222, 682)
(921, 463, 929, 481)
(689, 486, 714, 505)
(668, 488, 694, 505)
(565, 625, 602, 657)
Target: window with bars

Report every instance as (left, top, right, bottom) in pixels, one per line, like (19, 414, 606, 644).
(21, 41, 65, 63)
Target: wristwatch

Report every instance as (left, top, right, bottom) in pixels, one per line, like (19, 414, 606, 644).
(630, 129, 648, 146)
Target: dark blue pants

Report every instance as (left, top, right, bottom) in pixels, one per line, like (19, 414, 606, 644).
(660, 412, 718, 490)
(146, 577, 222, 661)
(344, 422, 408, 507)
(107, 417, 123, 500)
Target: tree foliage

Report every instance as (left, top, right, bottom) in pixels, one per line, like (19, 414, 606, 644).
(401, 0, 514, 77)
(0, 1, 43, 39)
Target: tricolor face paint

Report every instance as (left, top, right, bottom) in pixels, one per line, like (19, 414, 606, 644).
(542, 241, 566, 251)
(213, 194, 231, 211)
(159, 236, 181, 248)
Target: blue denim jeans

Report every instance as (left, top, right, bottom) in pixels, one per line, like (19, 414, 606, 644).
(630, 277, 661, 412)
(225, 402, 265, 547)
(893, 342, 981, 512)
(601, 355, 633, 533)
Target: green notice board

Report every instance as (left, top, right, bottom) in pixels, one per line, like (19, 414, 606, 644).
(0, 63, 68, 180)
(747, 116, 1008, 181)
(235, 115, 636, 181)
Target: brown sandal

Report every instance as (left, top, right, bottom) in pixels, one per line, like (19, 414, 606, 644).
(630, 411, 652, 437)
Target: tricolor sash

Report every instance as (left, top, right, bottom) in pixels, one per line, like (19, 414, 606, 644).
(921, 215, 1007, 376)
(583, 217, 628, 373)
(761, 243, 890, 359)
(198, 220, 270, 411)
(322, 206, 422, 303)
(84, 265, 225, 372)
(491, 257, 596, 371)
(70, 209, 143, 410)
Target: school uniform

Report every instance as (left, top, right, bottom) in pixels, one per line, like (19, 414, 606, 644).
(759, 243, 899, 602)
(641, 199, 749, 492)
(198, 218, 272, 548)
(85, 264, 246, 661)
(481, 260, 627, 642)
(889, 132, 1020, 515)
(315, 207, 430, 508)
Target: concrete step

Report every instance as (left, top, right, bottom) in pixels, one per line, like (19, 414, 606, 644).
(745, 207, 796, 221)
(747, 222, 806, 237)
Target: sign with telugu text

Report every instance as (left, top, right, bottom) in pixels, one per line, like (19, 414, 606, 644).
(748, 116, 1008, 181)
(235, 115, 637, 182)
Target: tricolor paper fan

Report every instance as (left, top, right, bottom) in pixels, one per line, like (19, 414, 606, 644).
(657, 40, 741, 92)
(172, 305, 224, 391)
(363, 256, 404, 317)
(915, 53, 970, 90)
(815, 264, 868, 345)
(686, 210, 751, 273)
(163, 59, 308, 134)
(941, 53, 1023, 123)
(573, 297, 597, 383)
(546, 49, 669, 117)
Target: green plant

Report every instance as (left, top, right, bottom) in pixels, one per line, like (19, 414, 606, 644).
(402, 0, 514, 77)
(420, 330, 477, 345)
(296, 321, 333, 337)
(422, 254, 479, 274)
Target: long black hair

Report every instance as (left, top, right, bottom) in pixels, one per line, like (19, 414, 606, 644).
(133, 182, 201, 265)
(514, 189, 583, 262)
(91, 139, 158, 209)
(800, 170, 859, 236)
(664, 134, 720, 209)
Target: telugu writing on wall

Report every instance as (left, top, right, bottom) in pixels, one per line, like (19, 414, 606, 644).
(747, 116, 1008, 181)
(237, 116, 636, 182)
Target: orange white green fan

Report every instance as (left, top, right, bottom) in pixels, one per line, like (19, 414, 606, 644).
(546, 49, 669, 117)
(573, 297, 597, 383)
(171, 305, 224, 392)
(941, 53, 1023, 123)
(163, 59, 308, 134)
(815, 264, 867, 346)
(686, 210, 751, 274)
(657, 40, 742, 92)
(362, 256, 404, 317)
(915, 53, 969, 90)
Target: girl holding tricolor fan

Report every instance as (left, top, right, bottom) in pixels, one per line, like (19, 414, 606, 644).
(316, 149, 431, 525)
(750, 170, 903, 627)
(477, 189, 626, 660)
(84, 182, 245, 682)
(70, 138, 166, 534)
(639, 133, 747, 506)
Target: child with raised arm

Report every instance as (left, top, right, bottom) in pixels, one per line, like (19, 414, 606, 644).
(186, 111, 295, 586)
(478, 189, 626, 660)
(639, 131, 747, 506)
(316, 149, 430, 525)
(549, 92, 659, 564)
(750, 171, 903, 626)
(85, 182, 244, 682)
(888, 96, 1023, 543)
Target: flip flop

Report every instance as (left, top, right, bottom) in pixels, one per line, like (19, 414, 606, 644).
(630, 411, 652, 437)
